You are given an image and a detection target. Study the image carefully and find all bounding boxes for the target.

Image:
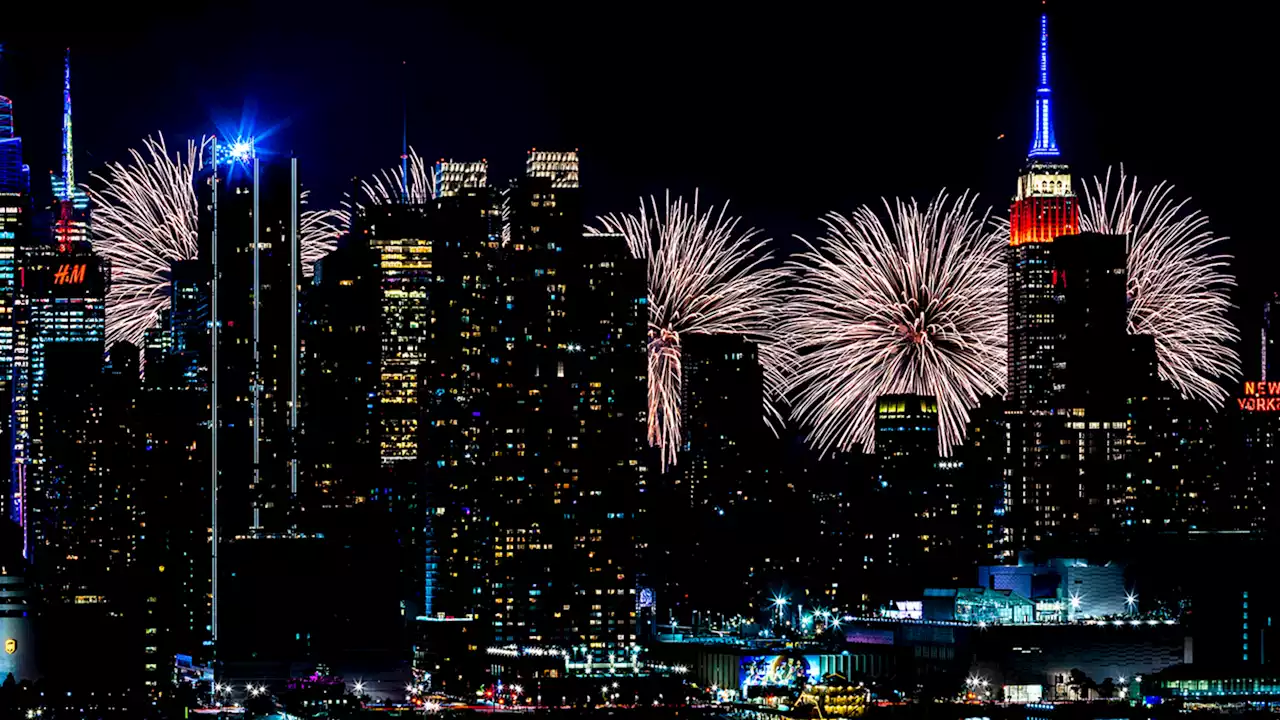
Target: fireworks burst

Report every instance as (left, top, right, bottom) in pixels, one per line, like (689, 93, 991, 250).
(781, 192, 1006, 455)
(361, 146, 435, 204)
(89, 133, 347, 348)
(88, 134, 207, 349)
(299, 189, 347, 269)
(1080, 167, 1239, 405)
(592, 193, 787, 469)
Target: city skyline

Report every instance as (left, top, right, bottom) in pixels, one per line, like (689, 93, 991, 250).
(0, 4, 1276, 717)
(2, 3, 1272, 348)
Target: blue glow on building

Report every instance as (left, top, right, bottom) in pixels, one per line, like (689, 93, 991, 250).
(1028, 14, 1060, 159)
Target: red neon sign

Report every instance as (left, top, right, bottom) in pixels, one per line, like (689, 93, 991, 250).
(53, 263, 87, 285)
(1238, 381, 1280, 412)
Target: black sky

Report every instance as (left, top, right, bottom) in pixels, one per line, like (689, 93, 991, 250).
(1, 1, 1271, 360)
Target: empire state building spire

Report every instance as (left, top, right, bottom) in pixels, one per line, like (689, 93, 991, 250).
(1028, 14, 1060, 158)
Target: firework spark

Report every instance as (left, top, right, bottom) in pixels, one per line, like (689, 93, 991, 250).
(88, 134, 207, 349)
(592, 193, 786, 469)
(299, 190, 346, 270)
(782, 192, 1006, 455)
(89, 134, 347, 348)
(361, 146, 435, 204)
(1080, 167, 1239, 405)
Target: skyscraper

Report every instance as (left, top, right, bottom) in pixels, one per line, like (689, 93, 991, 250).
(1008, 14, 1079, 409)
(434, 159, 488, 198)
(198, 139, 305, 659)
(1046, 233, 1132, 541)
(1006, 13, 1079, 547)
(485, 158, 645, 655)
(0, 92, 30, 496)
(525, 150, 579, 188)
(8, 55, 105, 562)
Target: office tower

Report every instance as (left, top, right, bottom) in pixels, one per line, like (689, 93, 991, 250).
(1050, 233, 1129, 406)
(168, 259, 208, 387)
(957, 395, 1009, 563)
(200, 140, 300, 538)
(10, 241, 106, 563)
(366, 204, 434, 467)
(869, 395, 945, 590)
(526, 149, 580, 188)
(652, 334, 767, 618)
(434, 159, 488, 198)
(0, 94, 31, 196)
(198, 139, 304, 660)
(1047, 233, 1132, 541)
(10, 242, 116, 680)
(299, 241, 379, 518)
(479, 156, 644, 658)
(135, 278, 212, 680)
(1, 93, 30, 502)
(1006, 13, 1079, 547)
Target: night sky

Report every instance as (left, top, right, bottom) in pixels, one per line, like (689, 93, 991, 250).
(1, 2, 1270, 361)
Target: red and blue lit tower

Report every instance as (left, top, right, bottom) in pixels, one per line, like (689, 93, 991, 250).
(1008, 13, 1079, 409)
(1005, 12, 1079, 550)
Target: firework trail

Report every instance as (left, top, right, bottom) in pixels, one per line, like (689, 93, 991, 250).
(361, 146, 435, 204)
(89, 134, 346, 348)
(1080, 167, 1239, 405)
(592, 193, 787, 470)
(781, 192, 1006, 455)
(299, 190, 346, 270)
(88, 134, 207, 349)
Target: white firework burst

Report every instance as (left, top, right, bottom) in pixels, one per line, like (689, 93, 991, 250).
(592, 193, 787, 470)
(299, 189, 346, 270)
(1080, 166, 1239, 405)
(361, 146, 435, 204)
(782, 192, 1006, 455)
(87, 134, 207, 349)
(89, 133, 347, 348)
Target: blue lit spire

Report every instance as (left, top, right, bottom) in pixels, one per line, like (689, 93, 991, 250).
(1028, 14, 1060, 158)
(61, 47, 73, 197)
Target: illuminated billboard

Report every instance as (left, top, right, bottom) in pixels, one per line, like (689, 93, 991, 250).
(1238, 381, 1280, 412)
(19, 254, 105, 297)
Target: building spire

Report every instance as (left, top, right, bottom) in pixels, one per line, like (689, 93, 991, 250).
(1027, 14, 1060, 159)
(61, 47, 74, 198)
(400, 59, 408, 203)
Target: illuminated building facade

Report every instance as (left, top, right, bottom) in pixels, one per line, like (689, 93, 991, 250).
(9, 246, 106, 562)
(433, 159, 488, 198)
(9, 241, 110, 622)
(1, 93, 30, 482)
(526, 150, 580, 189)
(478, 156, 645, 659)
(365, 204, 436, 466)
